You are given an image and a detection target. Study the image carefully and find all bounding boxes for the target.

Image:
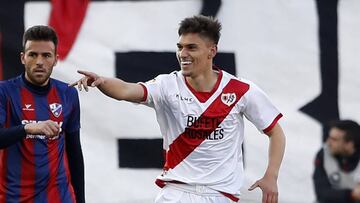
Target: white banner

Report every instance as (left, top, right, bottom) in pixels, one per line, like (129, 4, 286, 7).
(23, 0, 360, 202)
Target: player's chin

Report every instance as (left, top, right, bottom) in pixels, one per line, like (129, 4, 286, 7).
(33, 76, 50, 86)
(180, 67, 191, 76)
(181, 70, 192, 77)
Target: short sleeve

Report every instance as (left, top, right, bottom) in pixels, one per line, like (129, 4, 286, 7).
(242, 80, 282, 133)
(141, 75, 167, 108)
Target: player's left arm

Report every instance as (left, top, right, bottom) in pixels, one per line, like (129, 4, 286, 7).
(65, 87, 85, 203)
(65, 130, 85, 203)
(249, 123, 286, 203)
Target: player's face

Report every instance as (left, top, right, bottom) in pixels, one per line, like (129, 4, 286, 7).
(176, 33, 217, 77)
(326, 127, 347, 155)
(21, 40, 58, 86)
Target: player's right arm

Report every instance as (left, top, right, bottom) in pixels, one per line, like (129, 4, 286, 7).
(70, 70, 145, 103)
(0, 121, 61, 149)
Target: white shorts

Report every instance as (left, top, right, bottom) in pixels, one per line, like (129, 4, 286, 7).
(154, 183, 239, 203)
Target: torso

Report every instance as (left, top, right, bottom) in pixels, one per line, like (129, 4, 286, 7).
(143, 69, 281, 194)
(0, 75, 79, 202)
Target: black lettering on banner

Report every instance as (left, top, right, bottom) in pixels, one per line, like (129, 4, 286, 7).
(0, 0, 27, 80)
(118, 139, 164, 168)
(115, 52, 235, 82)
(300, 0, 340, 142)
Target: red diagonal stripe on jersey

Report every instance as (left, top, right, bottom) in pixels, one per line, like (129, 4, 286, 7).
(46, 86, 68, 203)
(49, 0, 89, 60)
(19, 87, 36, 203)
(164, 79, 249, 170)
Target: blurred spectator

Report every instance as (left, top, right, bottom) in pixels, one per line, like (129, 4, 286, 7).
(313, 120, 360, 203)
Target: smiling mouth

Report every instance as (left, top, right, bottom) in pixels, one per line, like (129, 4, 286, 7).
(181, 61, 192, 65)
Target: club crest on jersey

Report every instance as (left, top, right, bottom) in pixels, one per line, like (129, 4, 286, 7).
(221, 93, 236, 106)
(49, 103, 62, 117)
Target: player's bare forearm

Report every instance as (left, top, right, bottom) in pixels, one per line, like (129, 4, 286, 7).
(71, 70, 145, 103)
(97, 77, 145, 103)
(248, 123, 285, 202)
(265, 123, 286, 179)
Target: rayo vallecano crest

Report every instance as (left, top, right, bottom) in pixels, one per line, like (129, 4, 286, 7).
(221, 93, 236, 106)
(49, 103, 62, 118)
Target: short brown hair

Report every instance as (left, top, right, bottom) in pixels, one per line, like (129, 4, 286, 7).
(178, 15, 222, 45)
(22, 25, 58, 51)
(330, 120, 360, 149)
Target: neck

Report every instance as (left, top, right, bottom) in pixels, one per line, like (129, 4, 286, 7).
(186, 68, 218, 92)
(22, 73, 51, 94)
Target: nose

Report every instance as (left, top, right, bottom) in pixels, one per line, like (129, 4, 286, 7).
(35, 56, 44, 65)
(179, 48, 189, 58)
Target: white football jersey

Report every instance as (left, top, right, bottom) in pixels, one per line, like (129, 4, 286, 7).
(141, 69, 282, 194)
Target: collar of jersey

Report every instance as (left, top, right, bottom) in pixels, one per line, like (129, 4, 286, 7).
(21, 73, 51, 95)
(184, 67, 223, 103)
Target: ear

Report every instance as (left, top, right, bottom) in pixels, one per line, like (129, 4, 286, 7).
(20, 52, 25, 65)
(54, 54, 59, 66)
(209, 45, 218, 58)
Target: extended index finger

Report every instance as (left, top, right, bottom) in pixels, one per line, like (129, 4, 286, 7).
(68, 70, 94, 87)
(77, 70, 95, 77)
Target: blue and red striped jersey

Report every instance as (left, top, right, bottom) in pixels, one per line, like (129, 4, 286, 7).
(0, 74, 80, 203)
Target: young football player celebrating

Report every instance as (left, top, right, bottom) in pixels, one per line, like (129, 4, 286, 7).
(72, 15, 285, 203)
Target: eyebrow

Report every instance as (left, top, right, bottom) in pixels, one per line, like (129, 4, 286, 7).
(26, 50, 53, 54)
(177, 43, 197, 47)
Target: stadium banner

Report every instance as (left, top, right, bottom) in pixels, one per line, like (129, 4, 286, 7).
(1, 0, 359, 202)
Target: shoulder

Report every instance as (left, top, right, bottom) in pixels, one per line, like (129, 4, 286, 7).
(220, 71, 252, 96)
(158, 71, 180, 80)
(0, 75, 21, 85)
(221, 70, 252, 87)
(0, 80, 7, 90)
(50, 77, 69, 87)
(146, 71, 180, 85)
(50, 78, 79, 97)
(315, 148, 325, 165)
(0, 76, 20, 92)
(0, 81, 7, 97)
(234, 77, 267, 97)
